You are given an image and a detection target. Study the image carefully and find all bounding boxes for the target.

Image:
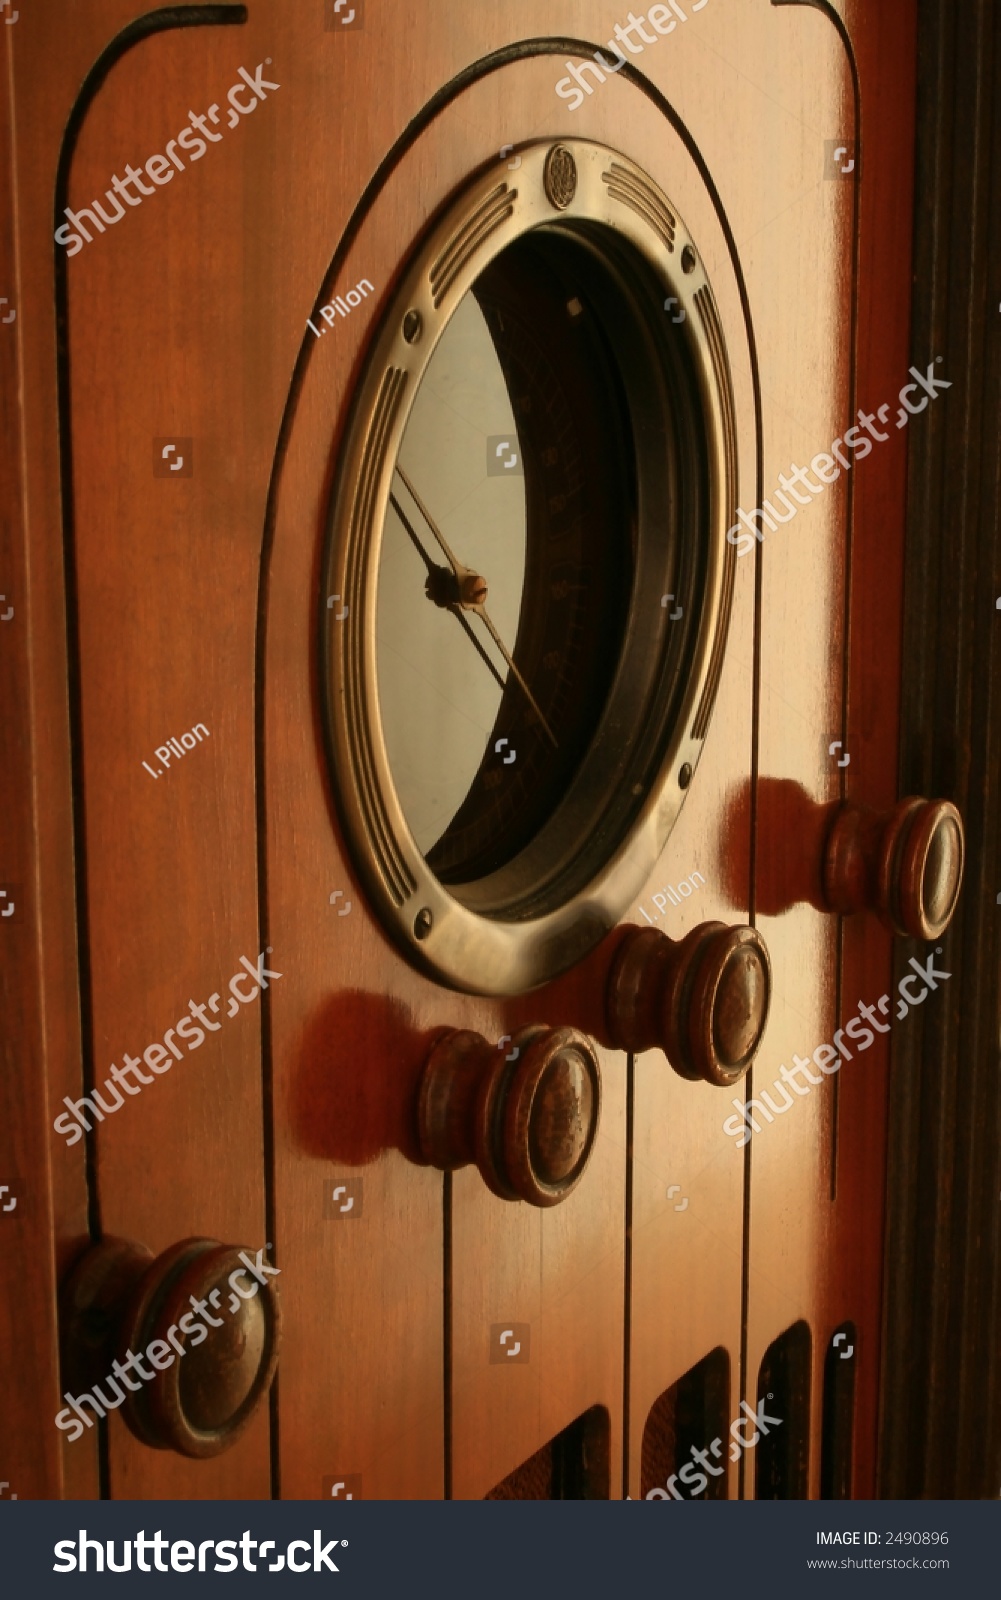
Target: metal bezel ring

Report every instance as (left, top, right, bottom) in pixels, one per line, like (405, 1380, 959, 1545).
(321, 139, 739, 996)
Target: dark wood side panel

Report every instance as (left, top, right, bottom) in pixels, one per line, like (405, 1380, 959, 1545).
(880, 0, 1001, 1501)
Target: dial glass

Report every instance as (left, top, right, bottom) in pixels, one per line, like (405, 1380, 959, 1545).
(376, 230, 638, 888)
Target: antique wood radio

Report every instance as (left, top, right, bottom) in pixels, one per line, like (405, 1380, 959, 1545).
(4, 0, 992, 1505)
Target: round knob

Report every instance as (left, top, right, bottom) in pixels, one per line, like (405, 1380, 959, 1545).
(60, 1235, 281, 1459)
(418, 1025, 601, 1207)
(605, 922, 772, 1087)
(823, 797, 964, 939)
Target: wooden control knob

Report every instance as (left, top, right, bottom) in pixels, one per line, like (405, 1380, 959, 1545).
(418, 1025, 601, 1207)
(60, 1235, 281, 1459)
(605, 922, 771, 1087)
(822, 797, 964, 939)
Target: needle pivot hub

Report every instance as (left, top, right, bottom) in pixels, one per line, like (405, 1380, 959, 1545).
(423, 565, 489, 610)
(459, 573, 488, 608)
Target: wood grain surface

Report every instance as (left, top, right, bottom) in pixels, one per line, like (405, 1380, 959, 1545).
(743, 0, 852, 1499)
(1, 0, 917, 1501)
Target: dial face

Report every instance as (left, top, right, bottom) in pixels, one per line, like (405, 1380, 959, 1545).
(323, 140, 736, 992)
(376, 231, 636, 888)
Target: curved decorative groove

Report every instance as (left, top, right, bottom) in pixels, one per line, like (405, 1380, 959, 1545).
(601, 161, 676, 253)
(343, 368, 416, 907)
(691, 286, 737, 742)
(429, 182, 517, 307)
(51, 0, 249, 1499)
(54, 7, 247, 239)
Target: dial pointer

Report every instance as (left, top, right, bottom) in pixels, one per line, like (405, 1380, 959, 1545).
(394, 466, 558, 749)
(472, 604, 558, 751)
(388, 490, 507, 695)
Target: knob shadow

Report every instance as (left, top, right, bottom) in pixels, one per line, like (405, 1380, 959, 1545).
(292, 989, 448, 1166)
(722, 776, 833, 917)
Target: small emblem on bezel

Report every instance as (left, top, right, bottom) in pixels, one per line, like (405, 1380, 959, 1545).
(543, 145, 577, 210)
